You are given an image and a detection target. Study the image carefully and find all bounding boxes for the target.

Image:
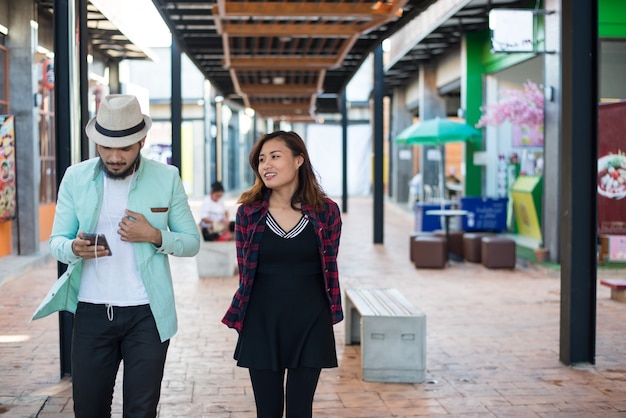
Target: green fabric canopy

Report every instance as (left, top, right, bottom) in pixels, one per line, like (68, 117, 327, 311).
(395, 117, 482, 145)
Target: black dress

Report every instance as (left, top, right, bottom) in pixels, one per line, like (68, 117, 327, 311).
(234, 214, 338, 371)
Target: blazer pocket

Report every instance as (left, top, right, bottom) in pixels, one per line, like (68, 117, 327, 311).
(151, 207, 169, 213)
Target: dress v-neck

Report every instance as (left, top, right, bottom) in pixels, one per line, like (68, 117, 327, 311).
(266, 212, 308, 239)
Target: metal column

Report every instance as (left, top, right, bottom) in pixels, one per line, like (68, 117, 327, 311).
(54, 0, 83, 378)
(372, 45, 384, 244)
(341, 91, 348, 213)
(171, 39, 182, 172)
(559, 0, 598, 365)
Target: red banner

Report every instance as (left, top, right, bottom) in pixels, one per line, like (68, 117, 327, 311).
(598, 102, 626, 235)
(0, 115, 16, 220)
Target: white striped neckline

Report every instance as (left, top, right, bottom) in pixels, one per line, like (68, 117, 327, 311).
(266, 212, 309, 239)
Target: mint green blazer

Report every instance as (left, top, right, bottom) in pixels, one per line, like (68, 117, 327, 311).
(32, 156, 200, 342)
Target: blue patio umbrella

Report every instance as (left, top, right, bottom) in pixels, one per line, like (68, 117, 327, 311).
(395, 117, 482, 207)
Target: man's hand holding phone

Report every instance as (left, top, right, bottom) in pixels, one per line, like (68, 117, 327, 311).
(74, 232, 112, 258)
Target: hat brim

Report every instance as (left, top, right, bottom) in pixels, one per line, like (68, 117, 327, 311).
(85, 115, 152, 147)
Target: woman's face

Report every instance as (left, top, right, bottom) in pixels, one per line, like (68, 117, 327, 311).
(257, 138, 302, 190)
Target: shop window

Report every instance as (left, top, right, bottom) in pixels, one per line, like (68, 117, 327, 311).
(0, 45, 8, 115)
(38, 58, 56, 204)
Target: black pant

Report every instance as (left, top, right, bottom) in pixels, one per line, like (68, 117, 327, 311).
(249, 367, 321, 418)
(201, 227, 221, 241)
(71, 302, 170, 418)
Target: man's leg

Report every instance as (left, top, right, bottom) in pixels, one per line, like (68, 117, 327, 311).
(71, 302, 123, 418)
(121, 305, 169, 418)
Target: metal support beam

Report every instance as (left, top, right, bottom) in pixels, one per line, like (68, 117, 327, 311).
(215, 99, 223, 182)
(341, 91, 348, 213)
(79, 0, 89, 160)
(559, 0, 598, 365)
(171, 39, 182, 172)
(54, 0, 82, 378)
(373, 44, 384, 244)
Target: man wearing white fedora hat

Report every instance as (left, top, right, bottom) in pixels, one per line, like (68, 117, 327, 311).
(32, 94, 201, 417)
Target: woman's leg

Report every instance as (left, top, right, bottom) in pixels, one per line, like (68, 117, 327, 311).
(285, 367, 321, 418)
(249, 368, 286, 418)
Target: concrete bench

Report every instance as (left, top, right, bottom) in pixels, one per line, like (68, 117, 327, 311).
(196, 241, 237, 277)
(344, 288, 426, 383)
(600, 279, 626, 303)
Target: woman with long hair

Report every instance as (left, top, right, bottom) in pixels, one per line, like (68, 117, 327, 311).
(222, 130, 343, 417)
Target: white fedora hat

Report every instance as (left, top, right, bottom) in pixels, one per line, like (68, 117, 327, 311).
(85, 94, 152, 147)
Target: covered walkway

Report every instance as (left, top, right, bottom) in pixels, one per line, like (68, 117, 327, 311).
(1, 197, 625, 417)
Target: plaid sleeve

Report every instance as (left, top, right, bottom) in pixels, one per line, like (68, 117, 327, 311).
(324, 199, 344, 324)
(221, 205, 248, 330)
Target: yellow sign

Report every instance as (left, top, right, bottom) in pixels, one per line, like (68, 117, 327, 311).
(511, 190, 541, 240)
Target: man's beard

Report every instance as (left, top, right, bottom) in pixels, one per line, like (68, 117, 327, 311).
(102, 155, 140, 180)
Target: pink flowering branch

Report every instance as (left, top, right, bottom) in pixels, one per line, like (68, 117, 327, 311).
(476, 80, 544, 129)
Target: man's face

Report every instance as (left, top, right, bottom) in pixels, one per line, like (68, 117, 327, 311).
(97, 141, 144, 180)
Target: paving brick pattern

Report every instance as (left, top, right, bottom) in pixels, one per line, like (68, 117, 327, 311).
(1, 197, 625, 417)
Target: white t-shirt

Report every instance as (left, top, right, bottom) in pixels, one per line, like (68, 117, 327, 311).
(79, 174, 149, 306)
(199, 195, 227, 225)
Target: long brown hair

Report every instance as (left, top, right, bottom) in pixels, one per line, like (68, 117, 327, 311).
(238, 131, 327, 212)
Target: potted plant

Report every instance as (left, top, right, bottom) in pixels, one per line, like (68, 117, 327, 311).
(534, 243, 549, 262)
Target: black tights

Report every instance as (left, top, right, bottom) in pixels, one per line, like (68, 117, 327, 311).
(248, 367, 321, 418)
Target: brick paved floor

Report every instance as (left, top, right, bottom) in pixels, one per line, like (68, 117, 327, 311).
(1, 196, 625, 417)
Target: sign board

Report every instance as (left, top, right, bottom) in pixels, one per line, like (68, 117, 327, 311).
(597, 102, 626, 235)
(0, 115, 16, 220)
(608, 235, 626, 262)
(460, 197, 508, 232)
(426, 148, 441, 161)
(511, 175, 542, 240)
(489, 9, 535, 53)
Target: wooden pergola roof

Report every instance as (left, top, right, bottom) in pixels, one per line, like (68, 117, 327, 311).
(151, 0, 533, 121)
(37, 0, 533, 121)
(151, 0, 438, 121)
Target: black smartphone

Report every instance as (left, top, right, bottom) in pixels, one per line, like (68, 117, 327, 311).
(83, 233, 112, 255)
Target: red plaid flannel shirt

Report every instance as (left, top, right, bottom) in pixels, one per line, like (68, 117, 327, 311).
(222, 195, 343, 332)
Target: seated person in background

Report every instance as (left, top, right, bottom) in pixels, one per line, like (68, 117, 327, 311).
(199, 181, 234, 241)
(408, 172, 422, 207)
(445, 167, 462, 200)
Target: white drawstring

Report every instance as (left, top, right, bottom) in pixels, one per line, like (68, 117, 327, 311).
(106, 304, 114, 321)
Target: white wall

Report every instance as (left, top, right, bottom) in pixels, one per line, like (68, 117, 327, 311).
(305, 124, 372, 197)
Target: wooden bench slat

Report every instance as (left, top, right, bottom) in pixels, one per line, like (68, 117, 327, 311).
(346, 288, 421, 317)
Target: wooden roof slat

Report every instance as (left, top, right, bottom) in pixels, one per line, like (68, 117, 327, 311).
(218, 3, 398, 18)
(227, 57, 339, 70)
(220, 22, 358, 37)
